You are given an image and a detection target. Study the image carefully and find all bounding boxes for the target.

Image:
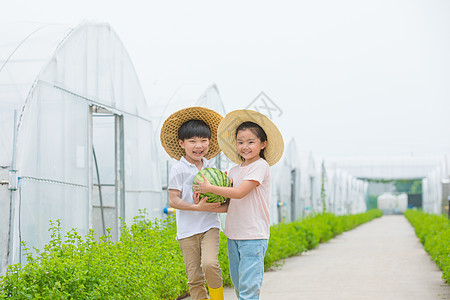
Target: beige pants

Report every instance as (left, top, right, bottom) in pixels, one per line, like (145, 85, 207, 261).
(178, 227, 223, 300)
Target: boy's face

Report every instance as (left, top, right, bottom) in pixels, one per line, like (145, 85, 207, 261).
(179, 137, 210, 163)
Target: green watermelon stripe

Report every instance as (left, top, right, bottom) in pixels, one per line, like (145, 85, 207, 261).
(224, 173, 230, 187)
(222, 172, 229, 187)
(205, 168, 221, 186)
(216, 169, 224, 186)
(218, 170, 228, 187)
(214, 169, 224, 185)
(222, 171, 230, 187)
(208, 168, 226, 203)
(219, 170, 229, 187)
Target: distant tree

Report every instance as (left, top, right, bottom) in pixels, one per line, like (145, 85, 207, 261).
(409, 180, 422, 194)
(394, 180, 414, 193)
(394, 179, 422, 194)
(368, 195, 378, 209)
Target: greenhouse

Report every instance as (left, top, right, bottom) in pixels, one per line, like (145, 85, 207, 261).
(327, 155, 447, 215)
(328, 156, 443, 180)
(422, 155, 450, 214)
(269, 138, 302, 223)
(269, 138, 370, 224)
(298, 149, 322, 214)
(0, 22, 163, 274)
(323, 161, 368, 216)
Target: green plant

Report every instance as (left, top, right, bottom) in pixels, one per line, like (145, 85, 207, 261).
(0, 214, 188, 299)
(404, 210, 450, 283)
(1, 209, 383, 299)
(217, 233, 231, 287)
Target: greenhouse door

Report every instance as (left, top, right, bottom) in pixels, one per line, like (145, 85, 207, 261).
(290, 169, 296, 222)
(90, 106, 124, 241)
(309, 176, 315, 212)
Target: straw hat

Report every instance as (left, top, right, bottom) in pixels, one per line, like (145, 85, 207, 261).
(160, 107, 223, 160)
(218, 109, 284, 166)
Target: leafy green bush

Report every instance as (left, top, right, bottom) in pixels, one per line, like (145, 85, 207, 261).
(404, 209, 450, 283)
(0, 215, 187, 299)
(217, 232, 232, 288)
(0, 209, 382, 299)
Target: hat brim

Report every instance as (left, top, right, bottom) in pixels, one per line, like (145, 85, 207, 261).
(217, 110, 284, 166)
(160, 107, 223, 160)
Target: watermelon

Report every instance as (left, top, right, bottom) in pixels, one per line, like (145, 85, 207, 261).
(192, 168, 231, 203)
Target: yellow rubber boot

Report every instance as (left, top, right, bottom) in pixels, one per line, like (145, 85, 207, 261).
(209, 286, 224, 300)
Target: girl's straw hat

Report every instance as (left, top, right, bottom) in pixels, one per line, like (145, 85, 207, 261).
(160, 107, 223, 160)
(218, 109, 284, 166)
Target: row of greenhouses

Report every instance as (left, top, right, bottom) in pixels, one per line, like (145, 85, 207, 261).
(269, 141, 368, 225)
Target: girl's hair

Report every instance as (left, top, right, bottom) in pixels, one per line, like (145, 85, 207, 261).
(235, 121, 267, 161)
(178, 119, 211, 140)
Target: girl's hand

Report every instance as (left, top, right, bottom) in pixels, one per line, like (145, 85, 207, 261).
(193, 173, 213, 193)
(225, 171, 233, 187)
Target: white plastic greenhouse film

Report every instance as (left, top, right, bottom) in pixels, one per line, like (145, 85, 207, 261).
(277, 165, 291, 223)
(269, 165, 280, 225)
(10, 83, 91, 264)
(0, 169, 10, 275)
(324, 170, 334, 213)
(123, 115, 164, 222)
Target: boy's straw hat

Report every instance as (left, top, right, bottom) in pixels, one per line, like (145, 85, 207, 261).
(160, 107, 223, 160)
(218, 109, 284, 166)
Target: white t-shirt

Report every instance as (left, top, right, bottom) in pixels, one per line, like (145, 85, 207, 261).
(168, 157, 221, 239)
(224, 158, 271, 240)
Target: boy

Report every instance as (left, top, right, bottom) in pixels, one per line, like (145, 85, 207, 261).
(160, 107, 227, 300)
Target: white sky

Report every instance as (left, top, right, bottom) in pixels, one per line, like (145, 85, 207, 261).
(4, 0, 450, 159)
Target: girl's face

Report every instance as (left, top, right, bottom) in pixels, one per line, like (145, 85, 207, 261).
(236, 129, 267, 165)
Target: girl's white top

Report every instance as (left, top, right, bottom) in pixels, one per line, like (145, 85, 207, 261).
(168, 157, 221, 239)
(225, 158, 271, 240)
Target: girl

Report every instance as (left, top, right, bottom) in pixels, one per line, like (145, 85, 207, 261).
(193, 109, 284, 299)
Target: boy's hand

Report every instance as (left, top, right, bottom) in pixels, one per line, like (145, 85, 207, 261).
(193, 173, 213, 193)
(195, 195, 220, 211)
(193, 192, 200, 204)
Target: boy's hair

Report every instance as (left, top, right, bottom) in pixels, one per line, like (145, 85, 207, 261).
(235, 121, 267, 160)
(178, 119, 211, 140)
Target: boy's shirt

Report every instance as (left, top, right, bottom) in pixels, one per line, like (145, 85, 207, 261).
(168, 156, 221, 239)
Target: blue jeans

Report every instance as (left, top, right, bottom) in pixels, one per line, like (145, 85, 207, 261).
(227, 239, 268, 300)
